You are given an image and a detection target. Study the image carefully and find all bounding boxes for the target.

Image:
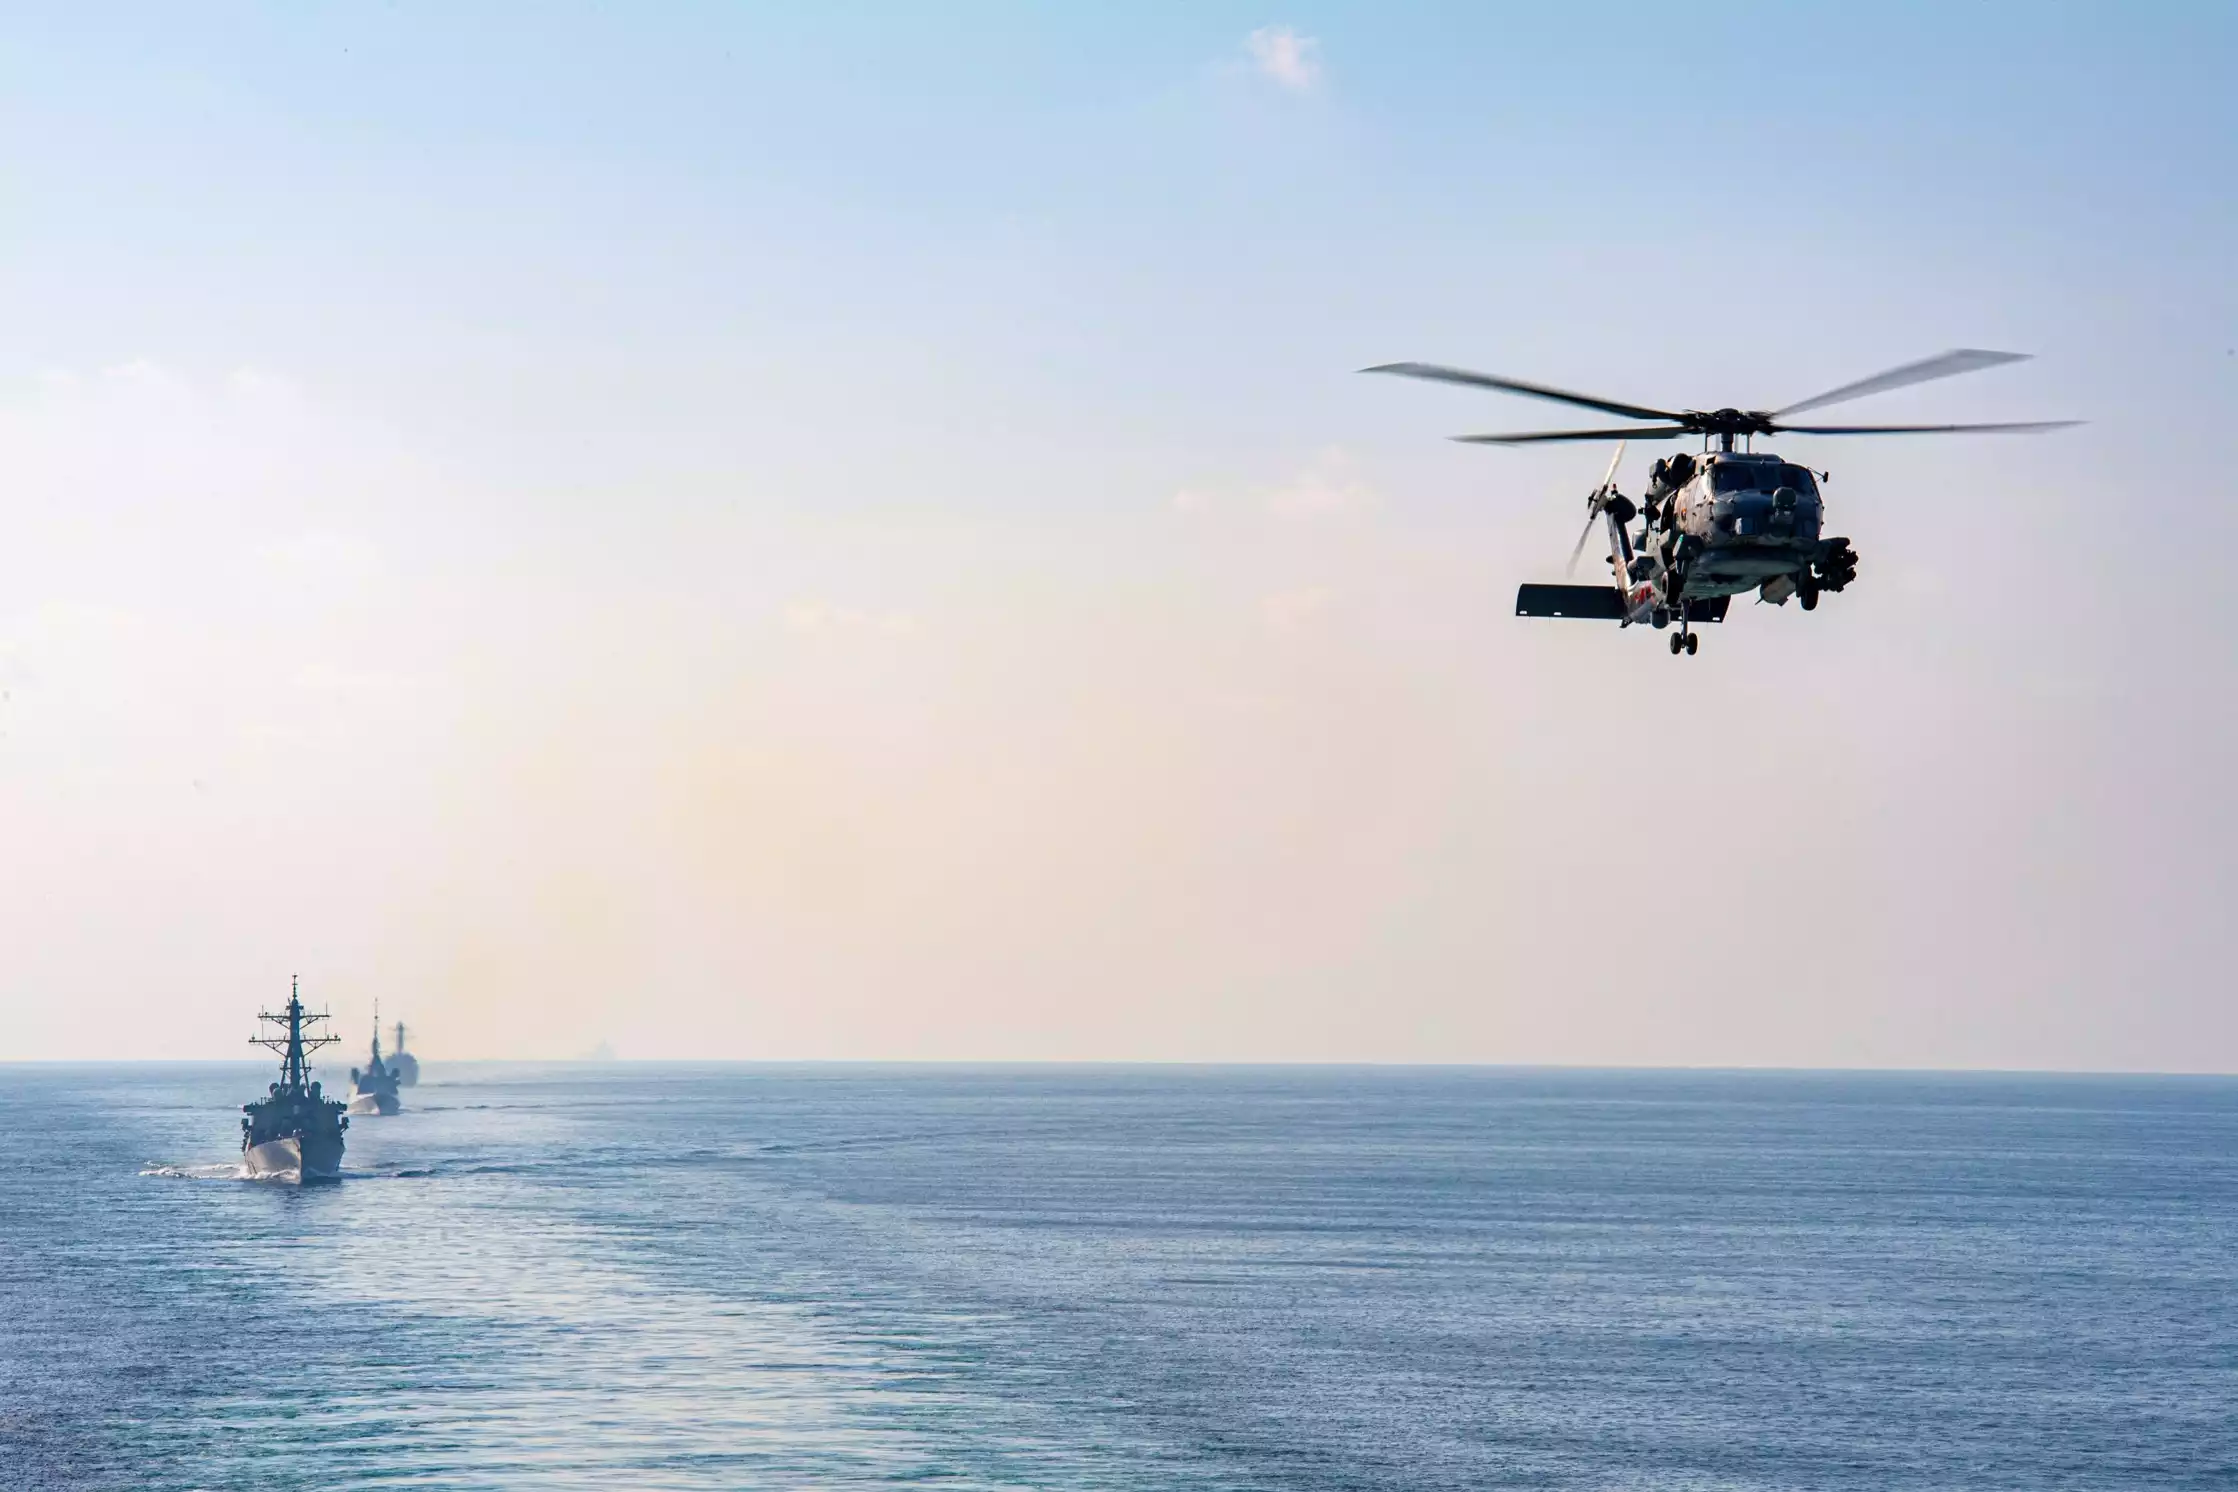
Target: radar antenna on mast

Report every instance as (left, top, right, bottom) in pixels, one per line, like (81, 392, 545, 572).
(251, 974, 340, 1095)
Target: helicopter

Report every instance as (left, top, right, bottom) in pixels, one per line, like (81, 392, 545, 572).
(1365, 350, 2077, 655)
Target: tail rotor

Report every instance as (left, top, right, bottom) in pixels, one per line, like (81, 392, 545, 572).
(1565, 440, 1630, 576)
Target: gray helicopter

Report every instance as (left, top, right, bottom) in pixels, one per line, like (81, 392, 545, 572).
(1366, 350, 2076, 655)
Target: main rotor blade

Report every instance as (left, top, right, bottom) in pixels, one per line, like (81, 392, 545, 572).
(1453, 425, 1692, 445)
(1364, 363, 1682, 423)
(1773, 349, 2029, 418)
(1774, 420, 2082, 436)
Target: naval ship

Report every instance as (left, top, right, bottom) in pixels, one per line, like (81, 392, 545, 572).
(389, 1020, 420, 1087)
(242, 978, 349, 1181)
(346, 1010, 403, 1116)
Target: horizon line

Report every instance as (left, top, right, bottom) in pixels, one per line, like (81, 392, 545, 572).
(4, 1057, 2235, 1079)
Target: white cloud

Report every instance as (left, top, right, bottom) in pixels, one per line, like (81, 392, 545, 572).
(1166, 449, 1377, 522)
(0, 359, 430, 531)
(1261, 446, 1375, 518)
(1246, 25, 1322, 91)
(1259, 585, 1334, 634)
(291, 661, 413, 695)
(256, 532, 385, 590)
(780, 602, 921, 638)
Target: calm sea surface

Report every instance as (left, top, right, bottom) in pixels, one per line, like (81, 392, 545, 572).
(1, 1064, 2232, 1489)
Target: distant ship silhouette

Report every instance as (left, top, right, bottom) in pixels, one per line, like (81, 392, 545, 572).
(346, 1008, 402, 1117)
(390, 1020, 420, 1086)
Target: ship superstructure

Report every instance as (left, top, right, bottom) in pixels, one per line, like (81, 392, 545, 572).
(242, 977, 349, 1181)
(390, 1019, 420, 1087)
(347, 1004, 403, 1117)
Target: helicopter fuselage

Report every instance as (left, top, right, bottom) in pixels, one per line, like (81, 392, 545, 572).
(1582, 449, 1858, 636)
(1664, 452, 1825, 600)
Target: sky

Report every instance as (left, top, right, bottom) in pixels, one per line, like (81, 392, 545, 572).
(2, 3, 2234, 1066)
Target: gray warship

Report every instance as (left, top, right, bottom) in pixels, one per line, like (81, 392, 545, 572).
(241, 978, 349, 1181)
(346, 1009, 403, 1117)
(389, 1019, 420, 1087)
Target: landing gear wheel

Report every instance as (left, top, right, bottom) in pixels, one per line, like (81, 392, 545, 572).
(1669, 633, 1685, 656)
(1685, 633, 1699, 655)
(1800, 583, 1819, 611)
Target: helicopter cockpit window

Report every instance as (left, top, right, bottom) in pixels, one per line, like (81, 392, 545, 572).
(1711, 463, 1765, 492)
(1778, 464, 1818, 494)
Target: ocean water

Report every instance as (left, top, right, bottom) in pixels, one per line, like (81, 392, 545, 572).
(1, 1065, 2233, 1490)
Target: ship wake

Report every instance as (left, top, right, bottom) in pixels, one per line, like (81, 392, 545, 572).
(140, 1162, 250, 1181)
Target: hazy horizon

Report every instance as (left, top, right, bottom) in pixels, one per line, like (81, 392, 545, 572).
(16, 1057, 2238, 1078)
(4, 6, 2233, 1068)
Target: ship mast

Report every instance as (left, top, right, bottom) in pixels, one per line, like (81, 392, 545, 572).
(252, 974, 338, 1094)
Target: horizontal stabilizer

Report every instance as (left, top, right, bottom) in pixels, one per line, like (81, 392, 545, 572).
(1515, 587, 1732, 624)
(1516, 583, 1626, 620)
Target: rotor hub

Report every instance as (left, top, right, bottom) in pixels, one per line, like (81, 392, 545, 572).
(1680, 408, 1777, 439)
